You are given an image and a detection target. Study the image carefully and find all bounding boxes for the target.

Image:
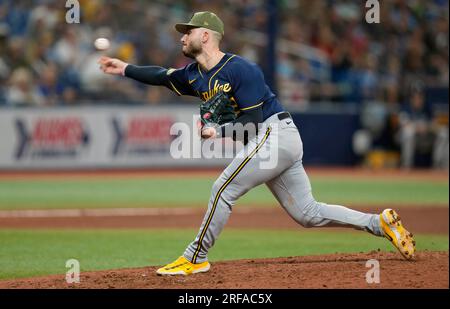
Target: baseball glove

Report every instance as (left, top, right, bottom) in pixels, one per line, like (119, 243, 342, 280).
(199, 91, 236, 127)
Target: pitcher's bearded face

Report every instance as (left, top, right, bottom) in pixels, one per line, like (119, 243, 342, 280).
(183, 40, 202, 58)
(181, 29, 202, 59)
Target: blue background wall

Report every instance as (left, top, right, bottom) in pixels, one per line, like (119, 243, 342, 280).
(291, 111, 360, 166)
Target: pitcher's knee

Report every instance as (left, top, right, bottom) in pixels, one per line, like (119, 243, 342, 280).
(296, 212, 318, 228)
(296, 216, 313, 228)
(211, 179, 223, 195)
(293, 200, 321, 228)
(210, 179, 242, 210)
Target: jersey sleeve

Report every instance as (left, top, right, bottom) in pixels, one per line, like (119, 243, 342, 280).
(166, 65, 196, 97)
(230, 60, 266, 111)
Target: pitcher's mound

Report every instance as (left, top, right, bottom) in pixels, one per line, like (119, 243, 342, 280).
(1, 251, 447, 289)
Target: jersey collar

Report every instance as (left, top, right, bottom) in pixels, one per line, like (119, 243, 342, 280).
(198, 53, 233, 75)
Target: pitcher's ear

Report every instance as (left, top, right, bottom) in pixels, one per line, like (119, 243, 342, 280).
(202, 31, 209, 43)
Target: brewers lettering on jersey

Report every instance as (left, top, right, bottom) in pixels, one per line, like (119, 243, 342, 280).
(99, 11, 416, 276)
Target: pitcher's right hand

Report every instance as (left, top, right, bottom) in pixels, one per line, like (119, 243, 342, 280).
(98, 56, 128, 76)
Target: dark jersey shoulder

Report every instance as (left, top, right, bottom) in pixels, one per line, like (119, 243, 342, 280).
(165, 62, 198, 96)
(225, 54, 284, 118)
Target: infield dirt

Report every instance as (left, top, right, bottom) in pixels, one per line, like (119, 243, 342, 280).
(0, 251, 447, 288)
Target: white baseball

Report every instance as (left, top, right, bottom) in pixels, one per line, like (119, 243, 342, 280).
(94, 38, 110, 51)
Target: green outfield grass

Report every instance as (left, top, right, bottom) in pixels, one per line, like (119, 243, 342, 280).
(0, 229, 447, 280)
(0, 176, 448, 209)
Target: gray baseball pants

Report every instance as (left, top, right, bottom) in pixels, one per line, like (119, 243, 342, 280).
(184, 112, 384, 264)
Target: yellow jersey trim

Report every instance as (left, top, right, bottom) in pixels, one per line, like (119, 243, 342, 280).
(208, 55, 236, 91)
(240, 101, 264, 111)
(197, 64, 204, 78)
(169, 81, 182, 96)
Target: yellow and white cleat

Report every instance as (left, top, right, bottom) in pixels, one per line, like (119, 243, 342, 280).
(156, 256, 210, 276)
(380, 209, 416, 260)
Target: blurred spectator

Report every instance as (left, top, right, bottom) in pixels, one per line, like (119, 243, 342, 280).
(4, 36, 29, 71)
(6, 67, 43, 106)
(398, 85, 448, 169)
(50, 26, 88, 68)
(0, 0, 447, 110)
(27, 0, 60, 33)
(37, 63, 73, 106)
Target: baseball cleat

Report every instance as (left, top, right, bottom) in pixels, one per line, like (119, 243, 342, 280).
(380, 209, 416, 260)
(156, 256, 210, 276)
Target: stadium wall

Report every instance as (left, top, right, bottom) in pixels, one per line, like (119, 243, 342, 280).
(0, 106, 360, 169)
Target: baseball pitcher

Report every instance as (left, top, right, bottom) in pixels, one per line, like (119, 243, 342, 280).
(99, 11, 415, 276)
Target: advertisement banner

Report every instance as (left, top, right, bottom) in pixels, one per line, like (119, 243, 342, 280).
(0, 106, 232, 169)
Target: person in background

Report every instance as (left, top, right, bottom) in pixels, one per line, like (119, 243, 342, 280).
(398, 85, 448, 169)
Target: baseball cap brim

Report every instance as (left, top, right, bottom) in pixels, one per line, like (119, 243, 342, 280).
(175, 23, 200, 34)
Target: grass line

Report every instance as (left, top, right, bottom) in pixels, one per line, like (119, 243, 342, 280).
(0, 177, 447, 210)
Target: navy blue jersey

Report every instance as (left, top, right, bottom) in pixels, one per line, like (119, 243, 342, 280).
(166, 53, 284, 121)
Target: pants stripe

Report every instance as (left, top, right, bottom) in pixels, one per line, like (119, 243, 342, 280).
(191, 127, 272, 263)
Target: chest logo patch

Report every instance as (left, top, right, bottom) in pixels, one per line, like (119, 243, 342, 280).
(201, 80, 232, 101)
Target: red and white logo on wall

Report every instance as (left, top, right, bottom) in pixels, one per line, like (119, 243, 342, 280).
(111, 116, 175, 156)
(15, 117, 90, 159)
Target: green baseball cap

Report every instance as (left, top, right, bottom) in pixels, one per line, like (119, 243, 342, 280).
(175, 11, 224, 36)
